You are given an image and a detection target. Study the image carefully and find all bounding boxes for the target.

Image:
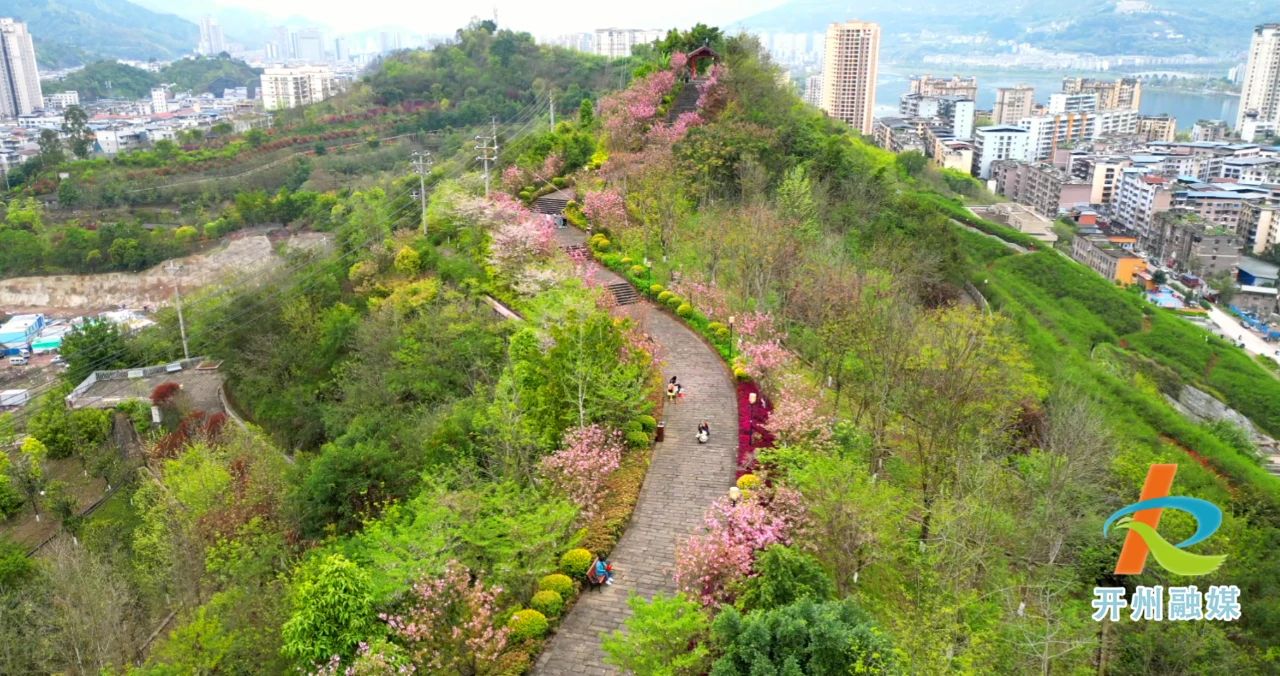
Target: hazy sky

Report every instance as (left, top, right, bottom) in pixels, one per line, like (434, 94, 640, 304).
(205, 0, 787, 35)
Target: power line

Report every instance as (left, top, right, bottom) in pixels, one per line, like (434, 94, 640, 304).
(411, 150, 433, 236)
(475, 117, 498, 198)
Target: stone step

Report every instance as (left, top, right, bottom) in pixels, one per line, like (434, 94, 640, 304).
(533, 196, 569, 215)
(606, 282, 639, 306)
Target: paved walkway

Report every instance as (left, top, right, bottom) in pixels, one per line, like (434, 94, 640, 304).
(535, 230, 738, 675)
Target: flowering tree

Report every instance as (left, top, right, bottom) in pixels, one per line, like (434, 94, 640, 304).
(379, 562, 510, 673)
(673, 494, 797, 606)
(767, 375, 833, 448)
(669, 51, 688, 72)
(582, 188, 628, 232)
(488, 215, 556, 284)
(695, 64, 727, 111)
(541, 153, 564, 180)
(599, 70, 677, 151)
(645, 111, 702, 147)
(539, 424, 624, 519)
(668, 277, 729, 321)
(501, 165, 526, 193)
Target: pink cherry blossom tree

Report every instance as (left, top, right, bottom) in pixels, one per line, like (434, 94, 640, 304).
(378, 562, 510, 673)
(501, 165, 526, 193)
(582, 188, 628, 231)
(539, 424, 624, 519)
(673, 493, 798, 606)
(488, 215, 556, 282)
(767, 374, 833, 449)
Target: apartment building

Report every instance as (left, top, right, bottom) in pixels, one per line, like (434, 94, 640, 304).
(1145, 212, 1244, 276)
(1047, 93, 1099, 114)
(820, 20, 880, 134)
(1172, 183, 1271, 234)
(261, 66, 336, 111)
(1221, 156, 1280, 184)
(0, 18, 42, 119)
(592, 28, 663, 58)
(1016, 109, 1138, 160)
(1192, 119, 1230, 142)
(43, 90, 79, 109)
(972, 125, 1033, 179)
(1238, 23, 1280, 132)
(1062, 76, 1142, 110)
(993, 85, 1035, 125)
(991, 160, 1092, 217)
(1069, 155, 1132, 204)
(1114, 168, 1174, 238)
(803, 74, 822, 107)
(872, 117, 927, 154)
(1072, 234, 1147, 285)
(1241, 201, 1280, 255)
(1137, 115, 1177, 143)
(908, 74, 977, 100)
(898, 93, 974, 140)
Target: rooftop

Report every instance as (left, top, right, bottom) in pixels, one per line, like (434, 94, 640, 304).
(1237, 257, 1280, 278)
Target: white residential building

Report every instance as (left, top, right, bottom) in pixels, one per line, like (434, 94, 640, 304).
(197, 16, 226, 56)
(592, 28, 662, 59)
(43, 90, 79, 109)
(1114, 168, 1174, 238)
(261, 67, 335, 111)
(803, 74, 822, 107)
(1047, 93, 1099, 114)
(0, 18, 42, 119)
(1238, 23, 1280, 132)
(972, 125, 1032, 179)
(150, 86, 171, 115)
(820, 20, 880, 135)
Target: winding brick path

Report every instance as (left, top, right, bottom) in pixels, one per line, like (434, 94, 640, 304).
(534, 231, 738, 675)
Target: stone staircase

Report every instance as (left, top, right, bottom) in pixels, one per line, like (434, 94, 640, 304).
(533, 187, 576, 215)
(562, 243, 589, 258)
(606, 281, 639, 306)
(667, 78, 705, 121)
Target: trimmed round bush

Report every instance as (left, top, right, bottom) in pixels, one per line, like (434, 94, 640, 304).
(623, 420, 642, 434)
(649, 284, 664, 295)
(509, 609, 549, 640)
(530, 590, 565, 617)
(630, 265, 646, 277)
(566, 199, 579, 209)
(657, 290, 674, 303)
(732, 366, 749, 381)
(621, 256, 633, 265)
(560, 548, 594, 579)
(665, 295, 683, 309)
(625, 430, 651, 448)
(539, 573, 575, 597)
(708, 321, 726, 333)
(676, 303, 693, 317)
(737, 473, 763, 491)
(551, 177, 567, 188)
(589, 234, 611, 251)
(636, 415, 657, 432)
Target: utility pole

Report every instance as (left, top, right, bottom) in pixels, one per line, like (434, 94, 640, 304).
(411, 150, 432, 235)
(166, 262, 190, 360)
(475, 117, 498, 198)
(549, 93, 555, 131)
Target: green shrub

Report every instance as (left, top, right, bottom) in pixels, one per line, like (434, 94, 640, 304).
(649, 284, 664, 295)
(560, 548, 594, 579)
(636, 415, 657, 432)
(625, 430, 651, 448)
(539, 573, 575, 597)
(676, 303, 693, 317)
(623, 420, 642, 434)
(708, 321, 726, 334)
(552, 177, 568, 188)
(589, 234, 610, 251)
(509, 609, 550, 640)
(657, 291, 674, 303)
(621, 256, 633, 265)
(566, 199, 579, 209)
(665, 296, 683, 309)
(630, 265, 646, 277)
(531, 590, 565, 617)
(732, 366, 749, 381)
(518, 189, 533, 202)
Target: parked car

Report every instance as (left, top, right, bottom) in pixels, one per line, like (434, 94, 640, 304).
(8, 356, 29, 366)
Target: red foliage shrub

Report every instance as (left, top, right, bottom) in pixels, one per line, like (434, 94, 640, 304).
(150, 381, 182, 406)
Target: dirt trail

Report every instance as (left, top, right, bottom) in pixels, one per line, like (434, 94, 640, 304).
(0, 232, 331, 314)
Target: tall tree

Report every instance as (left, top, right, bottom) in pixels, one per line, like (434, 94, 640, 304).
(61, 105, 94, 159)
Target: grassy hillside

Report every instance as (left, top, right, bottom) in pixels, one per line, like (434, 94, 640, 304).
(52, 56, 260, 101)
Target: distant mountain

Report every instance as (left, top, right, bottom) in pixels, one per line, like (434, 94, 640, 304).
(734, 0, 1267, 58)
(52, 56, 260, 100)
(129, 0, 329, 48)
(6, 0, 198, 68)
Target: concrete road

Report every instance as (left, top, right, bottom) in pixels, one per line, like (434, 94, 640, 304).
(1207, 305, 1278, 362)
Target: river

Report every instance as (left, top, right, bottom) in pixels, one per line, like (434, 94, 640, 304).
(874, 71, 1239, 131)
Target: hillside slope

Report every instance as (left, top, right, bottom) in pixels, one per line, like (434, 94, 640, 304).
(9, 0, 197, 68)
